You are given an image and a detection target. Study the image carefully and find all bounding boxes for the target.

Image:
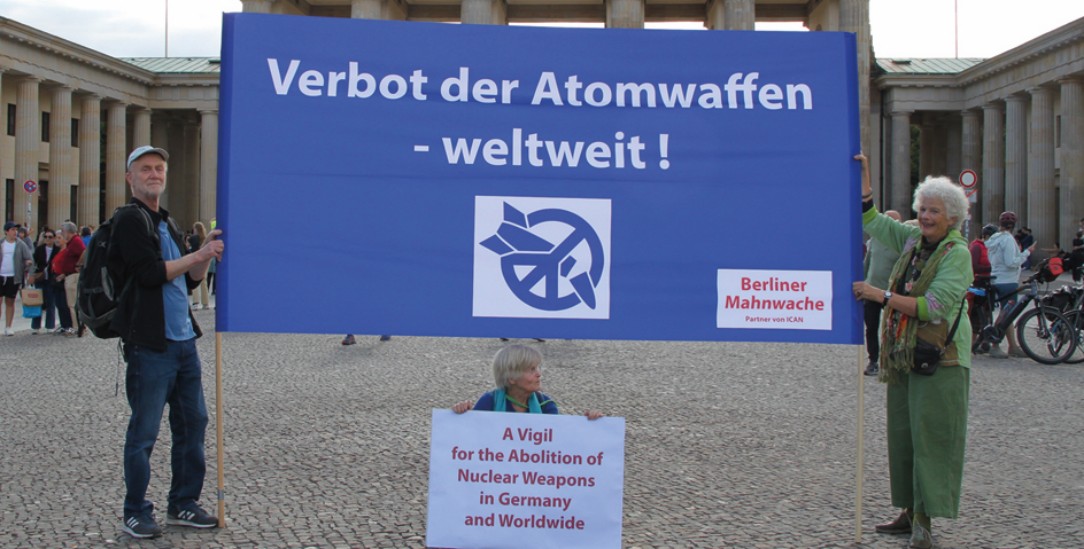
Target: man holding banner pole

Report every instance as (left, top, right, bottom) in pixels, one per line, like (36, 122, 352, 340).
(110, 146, 224, 539)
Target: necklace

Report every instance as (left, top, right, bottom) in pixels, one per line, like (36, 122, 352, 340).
(505, 393, 530, 410)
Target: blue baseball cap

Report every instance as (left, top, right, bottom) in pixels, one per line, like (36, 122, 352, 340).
(126, 146, 169, 170)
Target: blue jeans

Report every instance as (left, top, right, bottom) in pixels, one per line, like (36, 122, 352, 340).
(123, 339, 208, 519)
(30, 279, 61, 330)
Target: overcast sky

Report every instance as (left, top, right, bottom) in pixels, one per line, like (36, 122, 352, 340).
(1, 0, 1082, 59)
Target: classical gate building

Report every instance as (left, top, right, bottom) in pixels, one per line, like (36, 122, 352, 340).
(1, 1, 1081, 250)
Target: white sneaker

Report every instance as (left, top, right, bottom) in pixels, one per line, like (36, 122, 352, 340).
(31, 328, 40, 335)
(3, 327, 13, 336)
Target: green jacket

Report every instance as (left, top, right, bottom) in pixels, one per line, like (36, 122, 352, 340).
(863, 207, 972, 369)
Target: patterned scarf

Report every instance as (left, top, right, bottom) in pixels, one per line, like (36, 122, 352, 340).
(879, 229, 966, 384)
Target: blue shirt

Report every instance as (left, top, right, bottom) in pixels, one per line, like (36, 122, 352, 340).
(158, 221, 195, 341)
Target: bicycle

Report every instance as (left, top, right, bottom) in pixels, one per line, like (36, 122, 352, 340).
(972, 259, 1077, 364)
(967, 276, 994, 346)
(1044, 281, 1084, 365)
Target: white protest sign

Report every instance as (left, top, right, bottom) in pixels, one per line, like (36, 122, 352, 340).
(426, 409, 625, 549)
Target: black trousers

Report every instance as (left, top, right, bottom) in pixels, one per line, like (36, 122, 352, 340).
(864, 299, 882, 363)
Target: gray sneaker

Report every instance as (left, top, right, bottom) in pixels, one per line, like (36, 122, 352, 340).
(166, 505, 219, 529)
(863, 360, 879, 376)
(989, 345, 1009, 358)
(122, 515, 163, 539)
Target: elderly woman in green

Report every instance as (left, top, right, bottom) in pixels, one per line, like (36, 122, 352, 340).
(851, 154, 972, 549)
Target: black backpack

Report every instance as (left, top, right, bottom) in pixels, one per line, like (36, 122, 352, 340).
(77, 204, 155, 339)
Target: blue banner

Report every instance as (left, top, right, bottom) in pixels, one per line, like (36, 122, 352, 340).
(217, 14, 862, 343)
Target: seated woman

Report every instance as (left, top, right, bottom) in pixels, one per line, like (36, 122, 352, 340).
(453, 345, 602, 419)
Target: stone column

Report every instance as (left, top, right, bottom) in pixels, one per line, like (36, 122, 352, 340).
(199, 110, 219, 225)
(918, 120, 936, 181)
(1003, 94, 1028, 218)
(961, 110, 982, 174)
(1059, 78, 1084, 248)
(944, 118, 962, 178)
(606, 0, 645, 28)
(186, 120, 201, 226)
(240, 0, 272, 13)
(132, 108, 152, 148)
(982, 102, 1004, 225)
(960, 109, 981, 234)
(351, 0, 382, 18)
(707, 0, 755, 30)
(840, 0, 871, 155)
(15, 77, 41, 229)
(890, 111, 912, 216)
(48, 86, 75, 228)
(79, 94, 102, 225)
(461, 0, 506, 25)
(1027, 86, 1055, 250)
(105, 102, 128, 214)
(0, 69, 5, 219)
(151, 114, 170, 209)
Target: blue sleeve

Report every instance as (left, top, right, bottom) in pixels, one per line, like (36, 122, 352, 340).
(537, 392, 559, 414)
(473, 391, 496, 411)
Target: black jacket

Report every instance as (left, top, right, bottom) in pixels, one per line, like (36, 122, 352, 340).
(107, 198, 201, 351)
(32, 243, 62, 281)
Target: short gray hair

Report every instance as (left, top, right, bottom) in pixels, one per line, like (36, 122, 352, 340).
(493, 345, 542, 389)
(60, 221, 78, 235)
(912, 176, 969, 231)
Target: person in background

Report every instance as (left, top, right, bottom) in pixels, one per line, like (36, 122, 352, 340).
(109, 146, 223, 538)
(1016, 227, 1035, 270)
(342, 333, 391, 345)
(852, 154, 972, 549)
(29, 229, 62, 335)
(986, 212, 1033, 358)
(967, 224, 997, 342)
(969, 224, 995, 280)
(206, 256, 217, 296)
(52, 222, 86, 337)
(863, 209, 902, 376)
(453, 344, 602, 419)
(80, 225, 93, 246)
(17, 225, 34, 251)
(1, 221, 34, 336)
(188, 222, 210, 310)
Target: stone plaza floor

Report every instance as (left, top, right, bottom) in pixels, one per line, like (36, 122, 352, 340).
(1, 305, 1082, 548)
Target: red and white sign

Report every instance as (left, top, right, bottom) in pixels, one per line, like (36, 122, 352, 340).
(716, 269, 833, 330)
(23, 180, 37, 194)
(959, 169, 978, 189)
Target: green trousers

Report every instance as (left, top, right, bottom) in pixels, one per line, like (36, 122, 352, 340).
(886, 366, 970, 518)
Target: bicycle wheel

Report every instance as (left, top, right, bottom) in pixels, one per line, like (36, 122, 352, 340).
(1016, 306, 1077, 364)
(1062, 310, 1084, 365)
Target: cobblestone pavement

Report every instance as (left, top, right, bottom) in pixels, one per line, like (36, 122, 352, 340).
(1, 306, 1082, 548)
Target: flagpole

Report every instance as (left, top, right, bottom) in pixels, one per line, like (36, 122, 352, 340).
(165, 0, 169, 57)
(953, 0, 962, 58)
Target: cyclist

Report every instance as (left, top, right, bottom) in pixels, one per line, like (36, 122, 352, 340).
(986, 211, 1034, 358)
(968, 224, 996, 345)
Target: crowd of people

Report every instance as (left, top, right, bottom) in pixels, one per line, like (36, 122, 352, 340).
(0, 218, 218, 338)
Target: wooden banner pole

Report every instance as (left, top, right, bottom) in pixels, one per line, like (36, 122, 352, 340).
(855, 344, 865, 543)
(216, 331, 226, 528)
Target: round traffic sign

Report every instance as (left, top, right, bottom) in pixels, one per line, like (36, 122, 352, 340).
(23, 180, 37, 194)
(959, 169, 978, 189)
